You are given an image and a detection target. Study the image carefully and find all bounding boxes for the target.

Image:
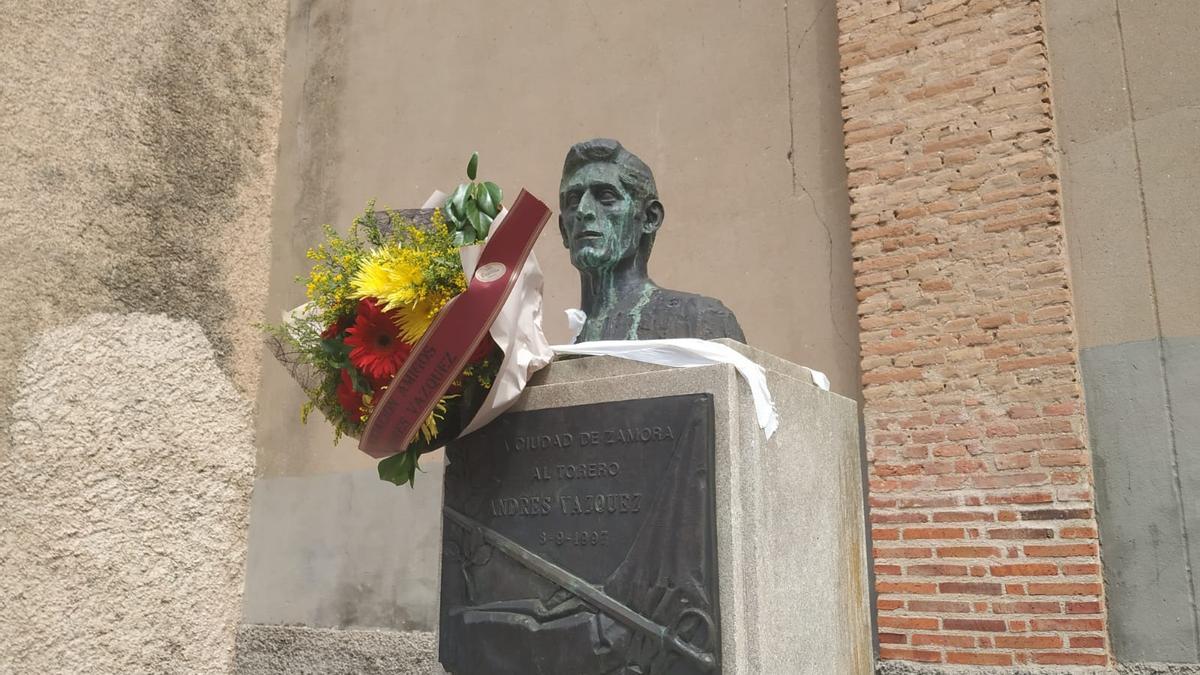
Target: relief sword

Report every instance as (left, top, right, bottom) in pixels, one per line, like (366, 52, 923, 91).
(443, 506, 716, 672)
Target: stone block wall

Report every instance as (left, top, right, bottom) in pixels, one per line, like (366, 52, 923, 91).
(835, 0, 1108, 668)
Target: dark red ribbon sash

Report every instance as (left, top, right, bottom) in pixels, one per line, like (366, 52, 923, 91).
(359, 189, 551, 458)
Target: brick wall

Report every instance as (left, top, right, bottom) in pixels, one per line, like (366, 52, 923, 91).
(835, 0, 1109, 668)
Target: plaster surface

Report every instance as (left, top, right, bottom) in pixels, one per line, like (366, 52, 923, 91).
(1045, 0, 1200, 663)
(241, 463, 446, 631)
(1082, 338, 1200, 662)
(1, 314, 256, 673)
(0, 2, 286, 670)
(0, 0, 287, 429)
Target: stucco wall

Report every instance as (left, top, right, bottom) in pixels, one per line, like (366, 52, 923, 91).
(1045, 0, 1200, 664)
(0, 1, 287, 672)
(244, 0, 856, 657)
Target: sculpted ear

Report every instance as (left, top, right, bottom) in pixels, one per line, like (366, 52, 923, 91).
(559, 214, 569, 248)
(643, 200, 664, 235)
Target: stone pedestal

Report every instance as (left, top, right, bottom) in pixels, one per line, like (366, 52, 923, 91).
(440, 341, 872, 674)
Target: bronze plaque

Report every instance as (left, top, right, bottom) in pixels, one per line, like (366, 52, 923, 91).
(439, 394, 721, 674)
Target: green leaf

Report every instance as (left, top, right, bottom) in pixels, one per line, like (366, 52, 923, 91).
(449, 183, 468, 220)
(452, 230, 466, 246)
(476, 211, 493, 239)
(467, 152, 479, 180)
(465, 198, 481, 233)
(348, 368, 369, 393)
(378, 451, 415, 486)
(461, 227, 477, 245)
(476, 182, 496, 215)
(319, 337, 352, 368)
(484, 182, 503, 210)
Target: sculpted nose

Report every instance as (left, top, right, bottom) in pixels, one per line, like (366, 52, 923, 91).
(576, 191, 598, 222)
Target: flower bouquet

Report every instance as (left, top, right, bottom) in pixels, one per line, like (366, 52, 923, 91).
(266, 154, 553, 486)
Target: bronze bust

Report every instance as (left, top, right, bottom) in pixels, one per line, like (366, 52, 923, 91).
(559, 138, 745, 343)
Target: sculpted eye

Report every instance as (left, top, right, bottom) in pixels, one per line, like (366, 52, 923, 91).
(596, 188, 619, 204)
(565, 192, 582, 209)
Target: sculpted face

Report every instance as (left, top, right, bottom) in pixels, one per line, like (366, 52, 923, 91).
(559, 162, 645, 271)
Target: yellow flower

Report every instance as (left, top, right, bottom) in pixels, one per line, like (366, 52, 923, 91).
(394, 298, 436, 343)
(418, 396, 456, 444)
(350, 246, 423, 311)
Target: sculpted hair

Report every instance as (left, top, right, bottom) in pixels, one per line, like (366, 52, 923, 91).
(560, 138, 659, 206)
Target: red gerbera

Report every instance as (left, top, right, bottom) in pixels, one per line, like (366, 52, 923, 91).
(321, 315, 353, 340)
(335, 368, 366, 420)
(344, 298, 411, 381)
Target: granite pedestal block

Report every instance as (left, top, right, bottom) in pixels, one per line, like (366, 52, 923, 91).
(439, 341, 873, 674)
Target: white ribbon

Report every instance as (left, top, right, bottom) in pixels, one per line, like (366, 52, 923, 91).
(550, 337, 782, 439)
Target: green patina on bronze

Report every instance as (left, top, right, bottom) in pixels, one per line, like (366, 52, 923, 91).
(558, 139, 745, 343)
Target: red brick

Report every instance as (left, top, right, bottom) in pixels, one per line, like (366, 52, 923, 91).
(997, 353, 1075, 372)
(972, 472, 1050, 489)
(903, 527, 965, 540)
(909, 564, 969, 576)
(871, 511, 929, 524)
(1070, 635, 1106, 649)
(937, 546, 1002, 558)
(879, 647, 941, 663)
(1027, 583, 1103, 596)
(995, 454, 1033, 470)
(1024, 543, 1099, 558)
(1022, 504, 1089, 521)
(1031, 618, 1106, 632)
(943, 618, 1008, 632)
(898, 495, 960, 509)
(862, 368, 924, 385)
(992, 601, 1060, 614)
(1043, 402, 1077, 416)
(987, 527, 1053, 540)
(908, 600, 971, 613)
(913, 633, 974, 648)
(875, 546, 933, 559)
(878, 632, 907, 644)
(878, 615, 940, 630)
(995, 635, 1063, 649)
(932, 511, 994, 523)
(1032, 652, 1109, 666)
(1039, 451, 1088, 466)
(872, 527, 900, 541)
(845, 121, 907, 144)
(878, 581, 938, 594)
(947, 651, 1014, 666)
(990, 563, 1058, 576)
(1066, 601, 1102, 614)
(939, 582, 1003, 595)
(984, 492, 1053, 505)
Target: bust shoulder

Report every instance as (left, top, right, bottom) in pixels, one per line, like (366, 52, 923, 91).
(639, 287, 746, 343)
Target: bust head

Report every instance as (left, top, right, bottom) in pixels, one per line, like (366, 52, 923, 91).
(559, 139, 664, 272)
